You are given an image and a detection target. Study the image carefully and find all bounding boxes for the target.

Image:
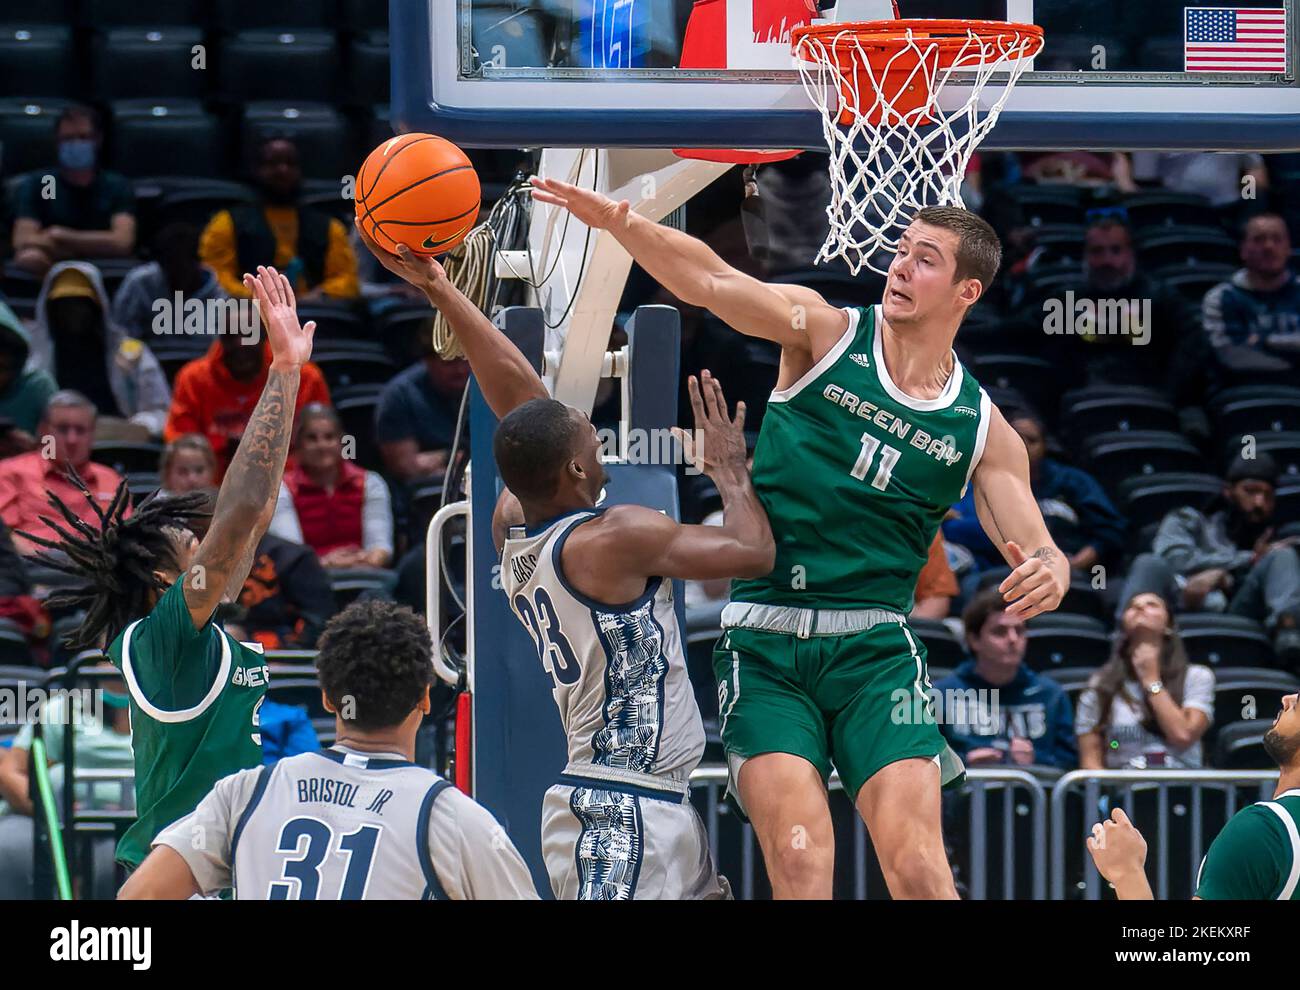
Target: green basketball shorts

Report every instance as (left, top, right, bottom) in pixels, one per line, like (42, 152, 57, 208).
(712, 603, 966, 809)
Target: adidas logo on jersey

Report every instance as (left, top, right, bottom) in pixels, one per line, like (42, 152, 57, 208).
(848, 353, 871, 368)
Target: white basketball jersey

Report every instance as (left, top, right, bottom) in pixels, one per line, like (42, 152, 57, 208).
(153, 746, 539, 899)
(500, 510, 706, 784)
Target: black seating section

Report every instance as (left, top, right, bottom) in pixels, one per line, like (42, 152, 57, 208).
(219, 31, 342, 104)
(1176, 614, 1276, 670)
(84, 0, 208, 27)
(241, 102, 353, 182)
(93, 28, 207, 102)
(108, 101, 227, 179)
(0, 25, 78, 99)
(0, 98, 71, 176)
(1083, 431, 1207, 489)
(1023, 615, 1112, 671)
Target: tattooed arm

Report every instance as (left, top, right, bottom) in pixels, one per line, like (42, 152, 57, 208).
(183, 267, 316, 629)
(971, 405, 1069, 620)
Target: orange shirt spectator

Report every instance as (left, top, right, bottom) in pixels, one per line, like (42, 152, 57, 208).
(0, 392, 130, 554)
(913, 532, 959, 620)
(165, 337, 329, 479)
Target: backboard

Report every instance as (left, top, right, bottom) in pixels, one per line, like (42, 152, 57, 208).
(391, 0, 1300, 151)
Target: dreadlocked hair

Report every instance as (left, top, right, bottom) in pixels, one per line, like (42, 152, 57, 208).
(19, 470, 212, 650)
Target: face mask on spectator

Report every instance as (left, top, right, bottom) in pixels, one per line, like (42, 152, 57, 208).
(58, 139, 97, 171)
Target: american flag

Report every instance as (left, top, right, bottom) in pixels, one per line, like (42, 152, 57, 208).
(1185, 7, 1289, 72)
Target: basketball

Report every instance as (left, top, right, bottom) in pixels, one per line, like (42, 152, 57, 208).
(354, 133, 481, 257)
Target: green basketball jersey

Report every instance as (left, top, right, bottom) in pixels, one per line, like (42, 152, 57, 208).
(1196, 788, 1300, 900)
(731, 304, 989, 613)
(107, 578, 268, 868)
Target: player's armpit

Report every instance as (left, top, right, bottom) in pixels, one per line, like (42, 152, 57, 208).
(594, 503, 775, 583)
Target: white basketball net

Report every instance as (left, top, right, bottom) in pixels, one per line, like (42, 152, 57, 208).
(795, 23, 1042, 275)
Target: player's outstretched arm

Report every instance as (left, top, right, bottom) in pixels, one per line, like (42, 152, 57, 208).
(581, 371, 774, 583)
(970, 405, 1069, 621)
(529, 176, 847, 355)
(355, 221, 548, 420)
(184, 266, 315, 630)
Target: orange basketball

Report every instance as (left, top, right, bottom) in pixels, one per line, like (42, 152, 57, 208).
(354, 133, 481, 257)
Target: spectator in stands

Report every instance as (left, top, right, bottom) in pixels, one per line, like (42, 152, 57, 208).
(111, 223, 228, 356)
(157, 433, 216, 498)
(1008, 409, 1126, 574)
(1131, 152, 1269, 216)
(165, 320, 330, 480)
(9, 105, 136, 278)
(200, 137, 360, 302)
(1202, 213, 1300, 388)
(375, 352, 469, 483)
(28, 263, 170, 440)
(1077, 587, 1214, 770)
(0, 300, 56, 438)
(184, 487, 335, 651)
(258, 700, 322, 764)
(0, 519, 46, 649)
(934, 589, 1077, 770)
(0, 671, 135, 899)
(912, 532, 959, 620)
(1121, 453, 1300, 665)
(270, 404, 393, 570)
(0, 392, 129, 555)
(1040, 217, 1193, 399)
(1021, 151, 1137, 191)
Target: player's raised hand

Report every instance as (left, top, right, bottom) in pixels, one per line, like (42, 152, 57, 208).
(354, 219, 449, 293)
(1087, 808, 1148, 884)
(672, 370, 748, 486)
(529, 176, 630, 231)
(998, 540, 1065, 620)
(243, 266, 315, 370)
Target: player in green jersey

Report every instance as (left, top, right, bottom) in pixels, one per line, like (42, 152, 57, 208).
(1090, 692, 1300, 899)
(533, 179, 1069, 899)
(22, 266, 316, 871)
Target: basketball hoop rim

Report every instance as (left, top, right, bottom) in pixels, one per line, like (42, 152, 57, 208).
(791, 18, 1045, 62)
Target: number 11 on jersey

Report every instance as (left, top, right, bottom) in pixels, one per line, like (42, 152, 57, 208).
(850, 432, 900, 491)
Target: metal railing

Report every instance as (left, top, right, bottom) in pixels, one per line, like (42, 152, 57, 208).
(689, 764, 1049, 899)
(1050, 769, 1279, 900)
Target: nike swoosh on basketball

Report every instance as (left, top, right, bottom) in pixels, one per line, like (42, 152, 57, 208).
(422, 223, 472, 251)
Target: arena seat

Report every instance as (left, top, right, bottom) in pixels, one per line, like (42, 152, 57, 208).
(1060, 385, 1179, 438)
(1222, 432, 1300, 477)
(328, 568, 397, 610)
(1118, 472, 1223, 530)
(212, 0, 335, 32)
(1122, 191, 1216, 231)
(93, 27, 207, 102)
(4, 0, 74, 25)
(1176, 614, 1276, 670)
(312, 350, 399, 391)
(1023, 224, 1087, 267)
(298, 178, 355, 225)
(335, 393, 384, 472)
(339, 0, 391, 32)
(1213, 721, 1273, 770)
(108, 100, 228, 179)
(82, 0, 206, 28)
(126, 471, 161, 503)
(1276, 482, 1300, 525)
(1153, 262, 1237, 306)
(0, 25, 78, 99)
(241, 102, 354, 181)
(92, 441, 164, 476)
(1022, 614, 1112, 671)
(1210, 386, 1300, 441)
(0, 629, 35, 667)
(908, 618, 966, 669)
(1039, 666, 1097, 713)
(1083, 430, 1207, 485)
(375, 306, 435, 367)
(219, 30, 341, 104)
(148, 179, 258, 241)
(997, 184, 1087, 227)
(349, 30, 391, 106)
(966, 354, 1060, 420)
(1212, 669, 1300, 737)
(0, 98, 72, 176)
(1135, 227, 1239, 269)
(295, 304, 365, 342)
